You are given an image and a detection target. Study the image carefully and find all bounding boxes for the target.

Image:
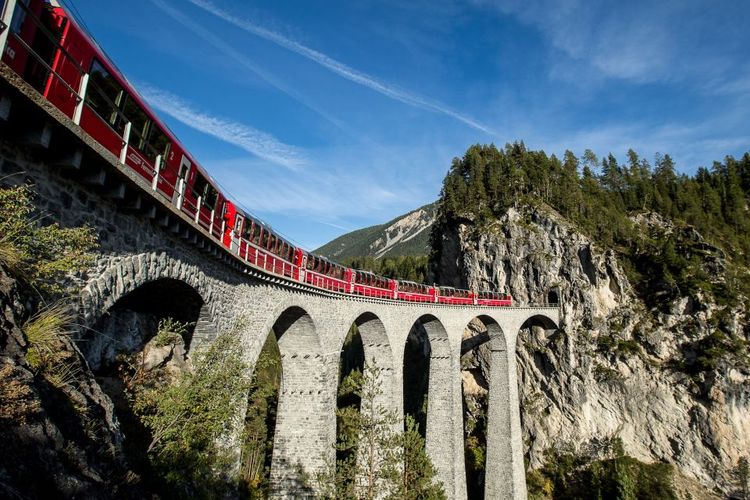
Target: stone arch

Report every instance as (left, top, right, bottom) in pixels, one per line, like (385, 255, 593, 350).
(404, 314, 454, 494)
(78, 252, 220, 344)
(83, 276, 211, 370)
(266, 304, 326, 497)
(521, 313, 559, 332)
(333, 311, 395, 490)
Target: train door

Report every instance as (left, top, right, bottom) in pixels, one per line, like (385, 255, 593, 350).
(297, 252, 307, 282)
(175, 155, 190, 210)
(231, 214, 244, 254)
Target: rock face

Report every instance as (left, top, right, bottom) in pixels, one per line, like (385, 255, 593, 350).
(434, 206, 750, 494)
(0, 268, 142, 499)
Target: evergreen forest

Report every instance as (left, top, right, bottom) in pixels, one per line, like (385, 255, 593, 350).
(433, 143, 750, 309)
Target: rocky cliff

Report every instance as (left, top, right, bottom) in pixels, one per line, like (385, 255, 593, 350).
(433, 205, 750, 495)
(0, 268, 142, 499)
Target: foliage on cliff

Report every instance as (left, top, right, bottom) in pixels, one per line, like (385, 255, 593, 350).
(433, 143, 750, 308)
(0, 185, 145, 498)
(526, 438, 677, 500)
(0, 184, 97, 296)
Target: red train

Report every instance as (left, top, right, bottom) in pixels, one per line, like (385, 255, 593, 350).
(0, 0, 512, 307)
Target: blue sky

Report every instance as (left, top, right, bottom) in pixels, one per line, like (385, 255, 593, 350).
(66, 0, 750, 250)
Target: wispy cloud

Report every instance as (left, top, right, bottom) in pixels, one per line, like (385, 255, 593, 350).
(138, 84, 305, 169)
(149, 0, 350, 134)
(187, 0, 496, 136)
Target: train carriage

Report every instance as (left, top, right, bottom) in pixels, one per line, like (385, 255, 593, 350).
(396, 280, 436, 303)
(438, 286, 476, 305)
(303, 254, 349, 292)
(476, 291, 512, 307)
(2, 0, 225, 237)
(352, 270, 395, 299)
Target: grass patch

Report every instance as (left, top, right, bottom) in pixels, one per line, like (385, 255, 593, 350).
(23, 302, 82, 388)
(0, 239, 26, 281)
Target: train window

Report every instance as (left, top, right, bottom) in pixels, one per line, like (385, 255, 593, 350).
(192, 175, 218, 210)
(86, 59, 125, 130)
(260, 231, 268, 247)
(147, 127, 171, 163)
(233, 216, 243, 234)
(120, 95, 150, 148)
(251, 224, 261, 244)
(193, 174, 208, 201)
(10, 0, 30, 33)
(204, 186, 218, 210)
(241, 220, 252, 240)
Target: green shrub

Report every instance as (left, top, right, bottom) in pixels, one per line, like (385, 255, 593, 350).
(132, 326, 251, 499)
(0, 185, 97, 295)
(528, 439, 677, 500)
(152, 318, 191, 347)
(593, 363, 623, 384)
(616, 339, 642, 358)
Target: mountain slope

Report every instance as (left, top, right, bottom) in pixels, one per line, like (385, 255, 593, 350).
(315, 203, 436, 260)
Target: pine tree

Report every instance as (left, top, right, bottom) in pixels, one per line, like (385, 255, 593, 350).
(735, 456, 750, 500)
(317, 363, 445, 499)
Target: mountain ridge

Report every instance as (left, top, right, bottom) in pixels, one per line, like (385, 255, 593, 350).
(315, 203, 436, 261)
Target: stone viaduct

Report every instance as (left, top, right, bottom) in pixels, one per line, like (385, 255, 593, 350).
(0, 64, 559, 499)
